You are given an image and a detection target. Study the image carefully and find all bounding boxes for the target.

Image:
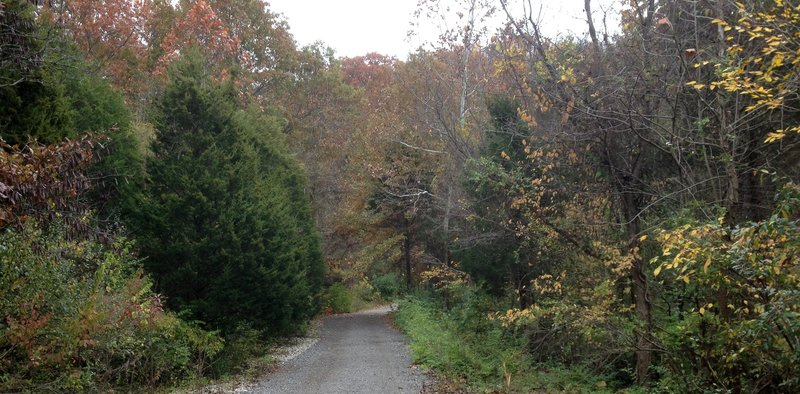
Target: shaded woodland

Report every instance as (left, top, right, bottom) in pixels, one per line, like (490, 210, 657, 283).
(1, 0, 798, 392)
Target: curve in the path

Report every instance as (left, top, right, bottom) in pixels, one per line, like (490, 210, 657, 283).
(251, 306, 425, 394)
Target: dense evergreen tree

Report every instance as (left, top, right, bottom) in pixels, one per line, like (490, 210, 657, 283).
(0, 0, 72, 144)
(0, 0, 142, 221)
(133, 53, 323, 335)
(61, 63, 145, 219)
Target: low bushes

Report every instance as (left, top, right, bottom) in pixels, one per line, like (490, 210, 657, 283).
(0, 221, 222, 391)
(324, 283, 353, 314)
(372, 272, 403, 299)
(324, 274, 401, 314)
(394, 297, 520, 391)
(648, 184, 800, 392)
(394, 291, 619, 393)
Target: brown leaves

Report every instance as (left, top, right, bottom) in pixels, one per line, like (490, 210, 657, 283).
(0, 135, 101, 228)
(5, 300, 53, 368)
(59, 0, 154, 98)
(341, 53, 396, 92)
(157, 0, 248, 76)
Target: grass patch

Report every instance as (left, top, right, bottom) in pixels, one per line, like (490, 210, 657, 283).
(394, 295, 617, 393)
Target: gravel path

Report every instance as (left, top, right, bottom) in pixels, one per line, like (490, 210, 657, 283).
(246, 305, 425, 394)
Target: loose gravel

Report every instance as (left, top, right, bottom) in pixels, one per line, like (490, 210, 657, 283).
(246, 304, 426, 394)
(270, 335, 320, 364)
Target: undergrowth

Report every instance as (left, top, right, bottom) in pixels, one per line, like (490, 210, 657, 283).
(393, 293, 620, 393)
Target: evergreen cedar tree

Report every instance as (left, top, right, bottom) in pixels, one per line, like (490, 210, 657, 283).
(0, 0, 72, 145)
(0, 0, 140, 219)
(131, 53, 324, 335)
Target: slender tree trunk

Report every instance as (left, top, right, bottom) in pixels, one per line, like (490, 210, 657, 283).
(714, 0, 742, 226)
(404, 231, 413, 288)
(518, 279, 529, 309)
(720, 104, 741, 225)
(621, 187, 653, 385)
(631, 4, 656, 384)
(607, 134, 652, 385)
(445, 0, 475, 270)
(631, 244, 652, 384)
(584, 0, 600, 51)
(442, 184, 451, 266)
(458, 0, 474, 128)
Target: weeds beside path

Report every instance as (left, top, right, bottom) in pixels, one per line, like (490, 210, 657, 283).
(393, 296, 619, 393)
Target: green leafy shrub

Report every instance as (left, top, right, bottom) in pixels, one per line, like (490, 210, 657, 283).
(372, 272, 403, 300)
(351, 278, 380, 311)
(394, 295, 532, 392)
(325, 283, 353, 314)
(395, 292, 620, 393)
(495, 279, 635, 373)
(0, 221, 222, 391)
(207, 323, 267, 377)
(651, 183, 800, 392)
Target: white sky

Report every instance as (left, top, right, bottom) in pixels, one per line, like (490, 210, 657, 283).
(266, 0, 621, 59)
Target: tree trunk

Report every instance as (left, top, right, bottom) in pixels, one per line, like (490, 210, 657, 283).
(632, 250, 652, 385)
(404, 231, 413, 289)
(622, 190, 653, 385)
(442, 184, 452, 266)
(458, 0, 475, 128)
(584, 0, 600, 52)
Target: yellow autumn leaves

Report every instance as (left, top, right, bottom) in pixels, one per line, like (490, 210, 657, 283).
(688, 0, 799, 143)
(651, 224, 727, 283)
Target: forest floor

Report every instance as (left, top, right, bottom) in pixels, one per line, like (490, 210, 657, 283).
(199, 305, 427, 394)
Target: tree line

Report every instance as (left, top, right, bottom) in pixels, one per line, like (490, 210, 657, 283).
(1, 0, 798, 392)
(316, 0, 799, 391)
(1, 0, 323, 390)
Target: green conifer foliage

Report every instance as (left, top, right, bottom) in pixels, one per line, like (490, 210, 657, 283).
(134, 53, 323, 335)
(1, 0, 144, 221)
(0, 0, 72, 145)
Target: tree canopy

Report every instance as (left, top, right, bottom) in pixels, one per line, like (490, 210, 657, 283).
(1, 0, 798, 391)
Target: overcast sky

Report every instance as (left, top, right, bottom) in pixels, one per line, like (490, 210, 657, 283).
(267, 0, 621, 59)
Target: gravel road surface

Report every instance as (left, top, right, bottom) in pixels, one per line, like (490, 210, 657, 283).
(249, 305, 425, 394)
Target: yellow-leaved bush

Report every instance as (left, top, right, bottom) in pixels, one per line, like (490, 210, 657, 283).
(490, 269, 635, 370)
(651, 183, 799, 391)
(692, 0, 800, 143)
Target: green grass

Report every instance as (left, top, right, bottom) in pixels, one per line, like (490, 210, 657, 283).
(393, 296, 618, 393)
